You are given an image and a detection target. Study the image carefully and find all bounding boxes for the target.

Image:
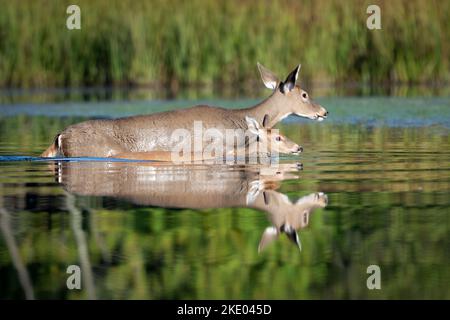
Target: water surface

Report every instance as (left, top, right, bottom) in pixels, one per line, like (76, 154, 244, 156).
(0, 93, 449, 299)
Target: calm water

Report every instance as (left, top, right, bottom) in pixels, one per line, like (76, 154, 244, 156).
(0, 91, 449, 299)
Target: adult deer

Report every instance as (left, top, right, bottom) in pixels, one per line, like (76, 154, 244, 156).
(41, 63, 327, 158)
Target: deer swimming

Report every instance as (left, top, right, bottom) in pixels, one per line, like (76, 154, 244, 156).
(41, 63, 327, 158)
(111, 116, 303, 162)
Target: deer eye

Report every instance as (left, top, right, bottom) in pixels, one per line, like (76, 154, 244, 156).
(276, 136, 282, 141)
(302, 92, 308, 99)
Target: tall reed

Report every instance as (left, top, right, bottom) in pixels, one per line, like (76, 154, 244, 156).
(0, 0, 448, 88)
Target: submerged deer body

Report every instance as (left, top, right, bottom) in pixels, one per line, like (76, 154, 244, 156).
(41, 63, 327, 158)
(112, 116, 303, 161)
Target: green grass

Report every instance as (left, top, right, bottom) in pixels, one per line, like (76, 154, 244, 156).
(0, 0, 448, 88)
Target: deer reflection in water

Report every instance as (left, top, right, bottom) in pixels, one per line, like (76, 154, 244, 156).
(54, 160, 328, 252)
(0, 161, 327, 299)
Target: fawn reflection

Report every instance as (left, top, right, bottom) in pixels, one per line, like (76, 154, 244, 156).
(54, 161, 328, 252)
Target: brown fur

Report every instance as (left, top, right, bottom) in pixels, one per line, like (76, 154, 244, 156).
(40, 64, 326, 158)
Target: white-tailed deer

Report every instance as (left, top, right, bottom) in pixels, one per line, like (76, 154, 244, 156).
(111, 116, 303, 162)
(41, 63, 327, 158)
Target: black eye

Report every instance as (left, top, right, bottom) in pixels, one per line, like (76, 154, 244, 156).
(276, 136, 281, 141)
(302, 92, 308, 99)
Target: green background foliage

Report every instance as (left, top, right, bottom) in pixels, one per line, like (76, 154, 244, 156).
(0, 0, 448, 88)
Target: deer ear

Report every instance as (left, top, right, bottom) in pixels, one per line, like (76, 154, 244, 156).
(257, 62, 279, 90)
(285, 229, 302, 251)
(280, 64, 301, 93)
(262, 114, 269, 128)
(258, 227, 278, 253)
(245, 116, 260, 135)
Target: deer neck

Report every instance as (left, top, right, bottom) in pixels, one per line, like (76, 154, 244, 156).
(236, 92, 290, 128)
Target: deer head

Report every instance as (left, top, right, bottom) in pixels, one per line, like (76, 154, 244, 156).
(257, 63, 328, 122)
(245, 115, 303, 155)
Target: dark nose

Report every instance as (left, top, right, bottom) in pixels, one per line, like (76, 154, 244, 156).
(298, 146, 303, 153)
(324, 111, 329, 117)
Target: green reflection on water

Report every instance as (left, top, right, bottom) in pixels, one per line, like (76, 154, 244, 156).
(0, 98, 449, 299)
